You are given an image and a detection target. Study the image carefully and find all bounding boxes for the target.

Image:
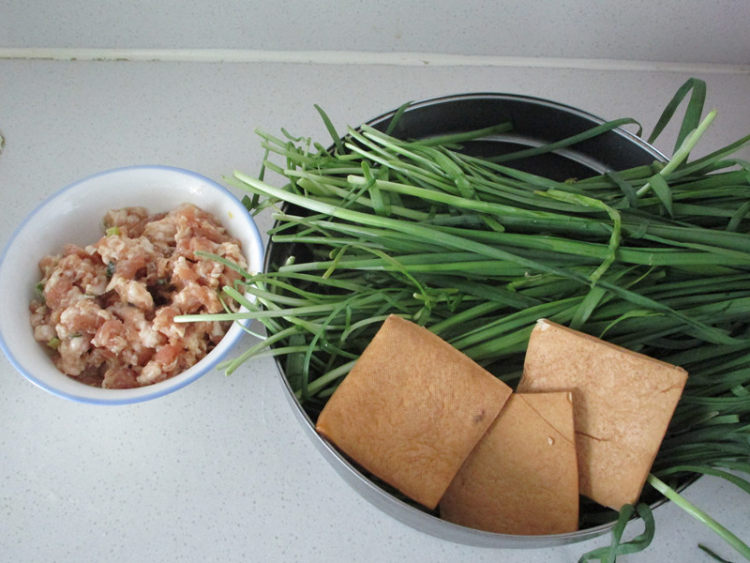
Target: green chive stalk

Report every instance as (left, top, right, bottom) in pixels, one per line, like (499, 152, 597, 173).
(180, 79, 750, 561)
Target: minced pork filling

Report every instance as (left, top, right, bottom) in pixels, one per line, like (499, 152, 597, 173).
(29, 203, 247, 389)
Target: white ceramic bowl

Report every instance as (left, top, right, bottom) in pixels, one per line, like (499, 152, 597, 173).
(0, 165, 265, 405)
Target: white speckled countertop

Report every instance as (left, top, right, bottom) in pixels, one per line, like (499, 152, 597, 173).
(2, 3, 750, 561)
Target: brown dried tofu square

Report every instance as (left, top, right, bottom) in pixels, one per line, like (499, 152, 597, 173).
(517, 319, 688, 510)
(440, 392, 579, 535)
(316, 314, 513, 509)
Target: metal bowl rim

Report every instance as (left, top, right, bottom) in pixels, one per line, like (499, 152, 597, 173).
(264, 92, 688, 548)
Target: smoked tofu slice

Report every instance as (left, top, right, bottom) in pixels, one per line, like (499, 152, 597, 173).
(517, 319, 688, 510)
(440, 392, 579, 535)
(316, 314, 513, 509)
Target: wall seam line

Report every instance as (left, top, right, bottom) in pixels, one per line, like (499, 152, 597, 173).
(1, 48, 748, 74)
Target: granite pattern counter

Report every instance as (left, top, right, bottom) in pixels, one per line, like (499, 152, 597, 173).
(1, 58, 749, 562)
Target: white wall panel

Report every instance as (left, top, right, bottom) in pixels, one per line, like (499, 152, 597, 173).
(1, 0, 749, 64)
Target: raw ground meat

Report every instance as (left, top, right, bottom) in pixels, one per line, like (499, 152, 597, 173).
(29, 203, 248, 389)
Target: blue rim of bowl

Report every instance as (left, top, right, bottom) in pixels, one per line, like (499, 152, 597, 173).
(0, 164, 264, 405)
